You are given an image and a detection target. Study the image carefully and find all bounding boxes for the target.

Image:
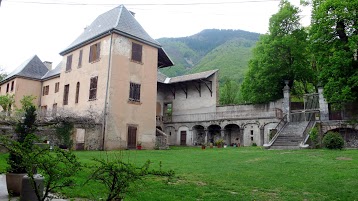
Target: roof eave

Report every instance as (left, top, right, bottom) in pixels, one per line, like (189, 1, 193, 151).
(158, 47, 174, 68)
(60, 29, 162, 56)
(0, 75, 43, 85)
(59, 31, 111, 56)
(42, 74, 60, 81)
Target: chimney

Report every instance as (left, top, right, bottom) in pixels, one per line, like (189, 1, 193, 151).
(43, 61, 52, 70)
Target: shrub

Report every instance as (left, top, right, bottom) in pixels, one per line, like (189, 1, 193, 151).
(323, 131, 344, 149)
(309, 127, 320, 148)
(87, 155, 174, 200)
(55, 121, 74, 149)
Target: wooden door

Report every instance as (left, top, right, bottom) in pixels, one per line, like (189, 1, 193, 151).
(180, 131, 187, 145)
(127, 126, 137, 149)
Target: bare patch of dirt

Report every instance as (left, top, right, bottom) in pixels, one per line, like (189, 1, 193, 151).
(336, 157, 353, 160)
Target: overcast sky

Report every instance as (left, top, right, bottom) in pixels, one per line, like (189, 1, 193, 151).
(0, 0, 310, 73)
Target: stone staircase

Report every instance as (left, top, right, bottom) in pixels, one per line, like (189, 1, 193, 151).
(270, 121, 309, 149)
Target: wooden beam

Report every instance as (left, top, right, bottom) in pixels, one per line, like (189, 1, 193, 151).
(194, 81, 201, 97)
(202, 80, 212, 97)
(179, 83, 188, 98)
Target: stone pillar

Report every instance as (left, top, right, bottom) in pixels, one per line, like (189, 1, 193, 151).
(318, 87, 329, 121)
(283, 80, 291, 122)
(259, 126, 264, 146)
(240, 128, 244, 146)
(220, 129, 225, 138)
(204, 130, 208, 144)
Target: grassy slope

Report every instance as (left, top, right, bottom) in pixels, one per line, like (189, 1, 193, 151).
(2, 147, 357, 200)
(189, 38, 254, 84)
(158, 29, 259, 82)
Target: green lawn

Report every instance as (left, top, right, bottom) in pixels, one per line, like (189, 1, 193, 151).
(1, 147, 358, 200)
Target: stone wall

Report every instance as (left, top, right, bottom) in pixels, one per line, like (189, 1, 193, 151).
(0, 122, 103, 151)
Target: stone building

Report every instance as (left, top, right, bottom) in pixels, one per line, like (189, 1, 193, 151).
(1, 5, 173, 150)
(2, 5, 357, 150)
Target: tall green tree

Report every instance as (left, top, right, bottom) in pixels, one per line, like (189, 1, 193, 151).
(309, 0, 358, 104)
(241, 0, 313, 104)
(220, 78, 240, 105)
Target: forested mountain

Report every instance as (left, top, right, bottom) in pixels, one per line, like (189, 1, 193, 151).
(157, 29, 260, 83)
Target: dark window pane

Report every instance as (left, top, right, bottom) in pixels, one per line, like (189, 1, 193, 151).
(89, 77, 98, 100)
(63, 84, 69, 105)
(66, 55, 73, 71)
(131, 43, 142, 63)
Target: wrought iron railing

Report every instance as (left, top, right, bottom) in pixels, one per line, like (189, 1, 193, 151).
(290, 110, 319, 122)
(300, 120, 316, 147)
(265, 114, 288, 147)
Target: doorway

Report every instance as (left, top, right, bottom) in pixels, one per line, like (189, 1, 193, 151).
(127, 126, 137, 149)
(180, 131, 187, 145)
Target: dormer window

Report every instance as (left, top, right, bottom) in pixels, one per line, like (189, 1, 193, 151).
(131, 42, 142, 63)
(89, 42, 101, 63)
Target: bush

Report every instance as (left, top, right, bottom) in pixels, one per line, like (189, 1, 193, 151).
(309, 127, 320, 148)
(323, 131, 344, 149)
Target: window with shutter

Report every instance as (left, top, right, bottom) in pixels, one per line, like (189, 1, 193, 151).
(78, 50, 83, 67)
(129, 82, 141, 102)
(131, 42, 143, 63)
(89, 42, 101, 63)
(43, 85, 49, 96)
(55, 82, 60, 93)
(63, 84, 69, 105)
(75, 82, 80, 103)
(89, 76, 98, 100)
(66, 54, 73, 71)
(6, 83, 9, 93)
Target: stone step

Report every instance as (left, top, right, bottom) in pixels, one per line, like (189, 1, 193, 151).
(270, 145, 300, 150)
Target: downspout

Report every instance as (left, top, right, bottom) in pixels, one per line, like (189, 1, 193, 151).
(102, 31, 114, 150)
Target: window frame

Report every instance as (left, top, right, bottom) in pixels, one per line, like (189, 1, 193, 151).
(78, 49, 83, 68)
(10, 81, 14, 92)
(131, 42, 143, 63)
(55, 82, 60, 93)
(43, 85, 49, 96)
(63, 84, 70, 105)
(129, 82, 141, 102)
(89, 42, 101, 63)
(66, 54, 73, 72)
(75, 82, 80, 103)
(89, 76, 98, 100)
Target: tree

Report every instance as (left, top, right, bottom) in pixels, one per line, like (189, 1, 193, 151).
(220, 78, 240, 105)
(0, 68, 7, 81)
(240, 0, 314, 104)
(87, 156, 174, 200)
(0, 94, 15, 116)
(309, 0, 358, 105)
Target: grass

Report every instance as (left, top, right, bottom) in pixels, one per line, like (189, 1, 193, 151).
(1, 147, 358, 200)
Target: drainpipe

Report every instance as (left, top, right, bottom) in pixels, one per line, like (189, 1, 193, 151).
(101, 31, 114, 150)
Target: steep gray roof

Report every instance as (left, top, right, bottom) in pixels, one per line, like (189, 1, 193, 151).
(60, 5, 160, 55)
(42, 62, 62, 80)
(168, 69, 218, 84)
(1, 55, 49, 84)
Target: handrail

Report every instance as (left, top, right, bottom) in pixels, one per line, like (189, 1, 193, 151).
(264, 114, 287, 148)
(300, 120, 316, 148)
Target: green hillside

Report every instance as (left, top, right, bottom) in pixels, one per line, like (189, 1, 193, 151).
(157, 29, 259, 83)
(189, 38, 255, 83)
